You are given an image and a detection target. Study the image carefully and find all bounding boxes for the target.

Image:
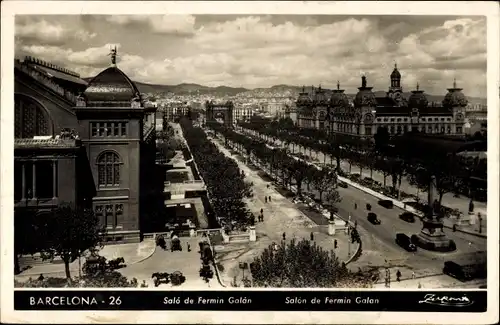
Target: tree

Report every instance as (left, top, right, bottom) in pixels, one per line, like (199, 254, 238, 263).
(374, 126, 390, 155)
(249, 239, 375, 287)
(41, 204, 104, 280)
(14, 209, 49, 275)
(312, 168, 338, 203)
(324, 186, 342, 216)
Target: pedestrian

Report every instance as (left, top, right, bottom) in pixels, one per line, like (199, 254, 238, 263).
(261, 213, 264, 222)
(282, 232, 286, 241)
(396, 270, 401, 282)
(418, 282, 422, 289)
(354, 220, 358, 229)
(265, 197, 267, 203)
(412, 271, 416, 279)
(38, 274, 44, 281)
(453, 224, 457, 232)
(267, 184, 270, 189)
(187, 243, 191, 252)
(354, 203, 357, 210)
(260, 208, 263, 215)
(310, 232, 314, 241)
(269, 196, 272, 202)
(334, 239, 338, 249)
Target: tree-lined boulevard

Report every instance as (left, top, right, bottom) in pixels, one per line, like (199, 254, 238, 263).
(204, 120, 486, 288)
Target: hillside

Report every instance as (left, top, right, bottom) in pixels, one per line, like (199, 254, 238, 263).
(81, 78, 486, 105)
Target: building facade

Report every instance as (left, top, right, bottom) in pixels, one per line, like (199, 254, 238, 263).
(205, 100, 234, 126)
(14, 51, 157, 244)
(296, 65, 468, 138)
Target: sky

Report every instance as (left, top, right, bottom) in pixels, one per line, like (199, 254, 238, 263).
(14, 15, 487, 97)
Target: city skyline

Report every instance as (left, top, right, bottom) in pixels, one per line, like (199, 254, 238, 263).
(15, 15, 487, 97)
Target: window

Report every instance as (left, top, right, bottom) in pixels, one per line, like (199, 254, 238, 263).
(390, 118, 395, 122)
(447, 126, 451, 134)
(434, 118, 438, 121)
(15, 94, 50, 138)
(456, 126, 463, 134)
(91, 122, 128, 137)
(447, 118, 451, 121)
(403, 125, 408, 133)
(383, 118, 388, 122)
(390, 126, 395, 134)
(441, 118, 445, 121)
(397, 118, 402, 122)
(95, 204, 123, 229)
(98, 123, 105, 136)
(421, 118, 426, 122)
(428, 126, 432, 133)
(365, 126, 372, 135)
(97, 151, 121, 187)
(440, 127, 445, 133)
(396, 126, 402, 134)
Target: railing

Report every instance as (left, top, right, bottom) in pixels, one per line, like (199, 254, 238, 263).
(15, 61, 77, 104)
(183, 180, 204, 184)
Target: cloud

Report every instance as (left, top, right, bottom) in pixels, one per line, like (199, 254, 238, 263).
(15, 15, 487, 97)
(15, 18, 96, 45)
(106, 15, 196, 35)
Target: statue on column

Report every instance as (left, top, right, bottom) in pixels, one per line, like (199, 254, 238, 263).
(109, 46, 117, 66)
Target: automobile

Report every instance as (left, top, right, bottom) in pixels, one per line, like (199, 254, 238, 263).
(399, 212, 416, 223)
(443, 260, 487, 282)
(378, 199, 394, 209)
(395, 233, 417, 252)
(367, 212, 381, 225)
(338, 181, 348, 188)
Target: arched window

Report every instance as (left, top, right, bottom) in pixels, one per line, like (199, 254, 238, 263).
(97, 152, 122, 187)
(15, 94, 51, 138)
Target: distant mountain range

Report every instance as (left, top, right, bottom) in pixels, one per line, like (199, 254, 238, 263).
(82, 78, 486, 105)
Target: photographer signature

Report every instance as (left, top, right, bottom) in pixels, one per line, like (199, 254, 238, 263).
(418, 294, 473, 307)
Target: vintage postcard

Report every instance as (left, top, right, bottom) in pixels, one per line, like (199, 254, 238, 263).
(1, 1, 498, 324)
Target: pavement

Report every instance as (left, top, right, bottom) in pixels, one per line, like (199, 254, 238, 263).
(209, 136, 357, 287)
(239, 127, 488, 235)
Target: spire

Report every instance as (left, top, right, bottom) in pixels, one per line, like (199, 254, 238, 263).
(416, 82, 419, 91)
(361, 75, 367, 88)
(394, 62, 397, 70)
(453, 78, 457, 89)
(302, 85, 305, 93)
(337, 81, 340, 90)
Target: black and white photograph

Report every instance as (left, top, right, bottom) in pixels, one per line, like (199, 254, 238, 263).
(1, 1, 498, 324)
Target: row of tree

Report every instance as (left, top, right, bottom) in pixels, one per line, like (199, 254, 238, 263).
(207, 122, 341, 213)
(238, 117, 487, 206)
(178, 118, 254, 229)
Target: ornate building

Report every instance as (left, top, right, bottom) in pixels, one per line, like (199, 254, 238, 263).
(296, 65, 467, 137)
(14, 49, 158, 244)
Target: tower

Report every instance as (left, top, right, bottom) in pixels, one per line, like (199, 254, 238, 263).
(442, 78, 468, 135)
(74, 48, 145, 243)
(388, 63, 403, 104)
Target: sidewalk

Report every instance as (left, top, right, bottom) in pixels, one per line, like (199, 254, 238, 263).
(210, 137, 358, 286)
(15, 239, 156, 279)
(250, 132, 487, 238)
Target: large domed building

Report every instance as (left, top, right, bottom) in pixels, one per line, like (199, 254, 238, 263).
(14, 48, 158, 246)
(295, 64, 467, 137)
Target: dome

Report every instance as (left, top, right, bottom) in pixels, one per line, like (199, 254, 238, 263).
(391, 67, 401, 79)
(442, 80, 468, 108)
(408, 84, 428, 108)
(84, 67, 141, 102)
(354, 76, 376, 107)
(296, 86, 312, 106)
(330, 82, 350, 107)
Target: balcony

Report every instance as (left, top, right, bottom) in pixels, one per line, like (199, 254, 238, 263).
(164, 180, 206, 193)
